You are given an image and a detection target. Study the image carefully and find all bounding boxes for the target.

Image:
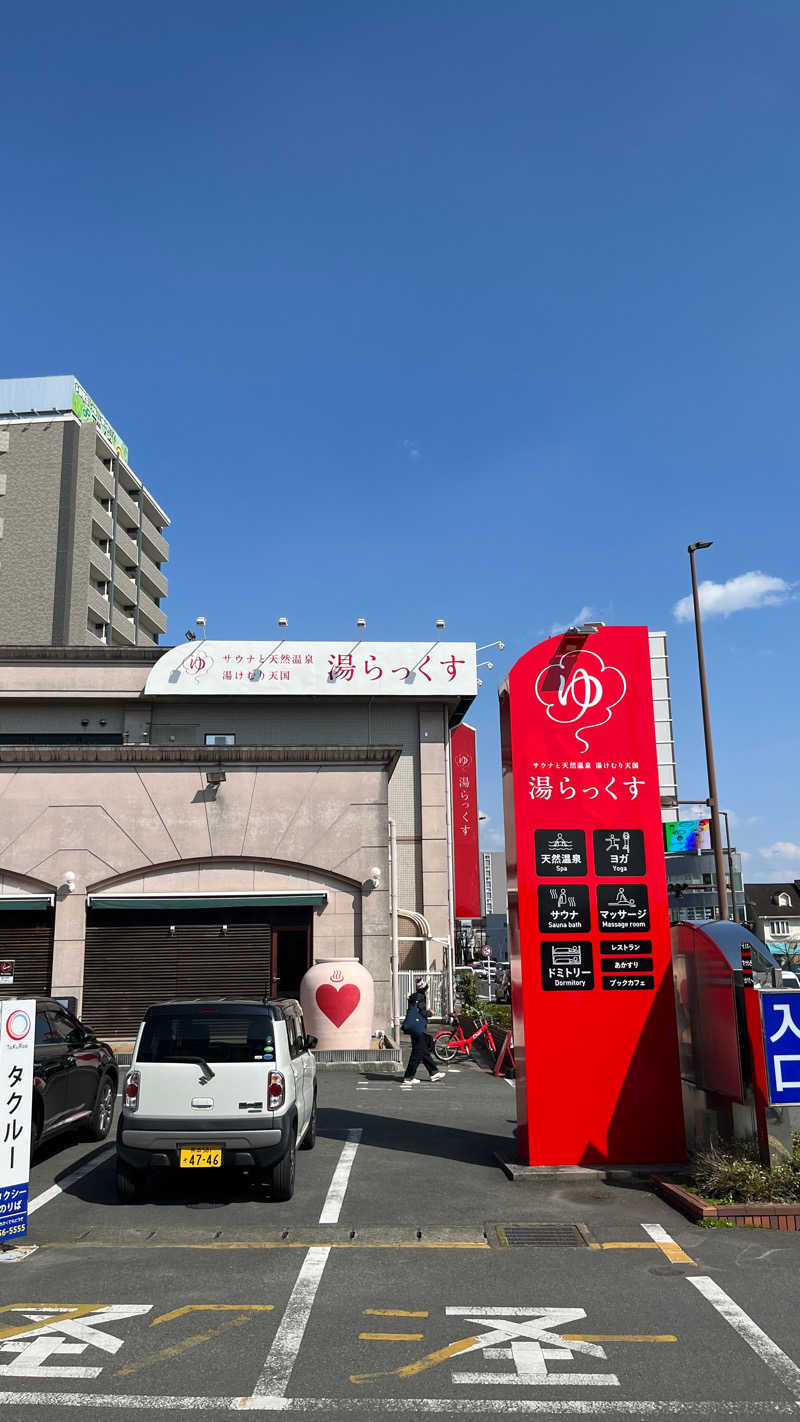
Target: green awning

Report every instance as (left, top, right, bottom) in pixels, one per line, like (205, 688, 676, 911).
(0, 896, 53, 911)
(86, 893, 327, 911)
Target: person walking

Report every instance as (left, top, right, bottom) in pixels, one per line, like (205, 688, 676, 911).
(400, 978, 445, 1088)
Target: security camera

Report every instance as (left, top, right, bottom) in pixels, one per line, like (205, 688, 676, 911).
(278, 617, 288, 629)
(357, 618, 366, 629)
(436, 619, 445, 630)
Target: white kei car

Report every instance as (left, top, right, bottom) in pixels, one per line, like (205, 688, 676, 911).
(116, 998, 318, 1202)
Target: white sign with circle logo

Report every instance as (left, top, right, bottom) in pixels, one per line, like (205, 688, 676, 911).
(0, 1000, 35, 1241)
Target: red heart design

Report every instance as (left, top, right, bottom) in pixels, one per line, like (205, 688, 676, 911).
(315, 983, 361, 1029)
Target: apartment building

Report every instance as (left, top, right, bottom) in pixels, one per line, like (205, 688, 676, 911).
(0, 375, 169, 646)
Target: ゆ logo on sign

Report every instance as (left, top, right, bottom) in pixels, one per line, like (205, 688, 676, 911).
(534, 650, 627, 751)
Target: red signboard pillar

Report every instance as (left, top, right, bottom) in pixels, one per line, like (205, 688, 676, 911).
(451, 723, 481, 921)
(500, 627, 685, 1167)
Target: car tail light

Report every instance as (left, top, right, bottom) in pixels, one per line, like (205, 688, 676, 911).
(267, 1071, 285, 1111)
(123, 1070, 140, 1113)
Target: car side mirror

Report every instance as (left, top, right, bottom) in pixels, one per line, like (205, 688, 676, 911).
(306, 1035, 318, 1051)
(79, 1026, 94, 1042)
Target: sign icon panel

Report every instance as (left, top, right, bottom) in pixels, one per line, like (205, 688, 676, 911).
(537, 884, 591, 934)
(602, 975, 654, 992)
(596, 883, 650, 933)
(541, 941, 594, 991)
(593, 829, 645, 877)
(534, 829, 587, 877)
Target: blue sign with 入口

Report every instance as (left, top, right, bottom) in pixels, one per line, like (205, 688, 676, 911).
(0, 1182, 28, 1242)
(761, 992, 800, 1105)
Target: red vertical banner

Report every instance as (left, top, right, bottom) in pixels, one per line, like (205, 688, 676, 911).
(451, 723, 481, 920)
(500, 628, 685, 1166)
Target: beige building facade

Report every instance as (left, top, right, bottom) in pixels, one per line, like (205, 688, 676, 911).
(0, 640, 476, 1040)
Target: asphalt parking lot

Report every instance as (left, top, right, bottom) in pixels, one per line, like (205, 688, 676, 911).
(5, 1061, 800, 1418)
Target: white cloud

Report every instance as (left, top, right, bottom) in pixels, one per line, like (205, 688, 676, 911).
(726, 809, 761, 829)
(755, 842, 800, 883)
(401, 439, 421, 461)
(480, 821, 505, 851)
(674, 571, 792, 623)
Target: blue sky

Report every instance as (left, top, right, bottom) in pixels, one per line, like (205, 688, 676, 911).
(4, 1, 799, 882)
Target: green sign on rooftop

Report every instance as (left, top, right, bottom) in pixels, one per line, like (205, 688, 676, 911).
(71, 380, 128, 463)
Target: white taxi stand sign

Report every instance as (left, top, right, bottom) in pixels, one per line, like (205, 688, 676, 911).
(0, 1000, 35, 1241)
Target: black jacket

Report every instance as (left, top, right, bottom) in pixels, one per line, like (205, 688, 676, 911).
(408, 990, 431, 1022)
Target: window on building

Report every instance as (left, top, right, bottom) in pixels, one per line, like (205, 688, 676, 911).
(778, 893, 792, 908)
(205, 733, 235, 746)
(702, 873, 712, 885)
(683, 907, 716, 922)
(770, 920, 790, 937)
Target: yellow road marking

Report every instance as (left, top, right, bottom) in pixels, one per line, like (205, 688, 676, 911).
(563, 1334, 677, 1343)
(151, 1305, 273, 1327)
(363, 1309, 429, 1317)
(41, 1241, 489, 1251)
(599, 1240, 695, 1265)
(359, 1332, 424, 1341)
(115, 1313, 255, 1377)
(351, 1336, 479, 1383)
(0, 1305, 102, 1343)
(601, 1241, 663, 1249)
(658, 1242, 695, 1265)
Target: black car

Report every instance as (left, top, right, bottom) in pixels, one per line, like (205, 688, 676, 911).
(31, 998, 118, 1155)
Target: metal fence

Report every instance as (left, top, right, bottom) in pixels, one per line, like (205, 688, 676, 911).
(398, 970, 449, 1021)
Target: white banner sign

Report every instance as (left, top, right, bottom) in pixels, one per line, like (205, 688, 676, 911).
(145, 641, 477, 699)
(0, 1000, 34, 1241)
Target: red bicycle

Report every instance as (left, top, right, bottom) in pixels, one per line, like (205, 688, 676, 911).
(433, 1013, 499, 1063)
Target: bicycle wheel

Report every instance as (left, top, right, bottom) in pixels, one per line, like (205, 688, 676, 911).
(433, 1030, 460, 1063)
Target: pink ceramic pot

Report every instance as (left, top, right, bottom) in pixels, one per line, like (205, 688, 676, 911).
(300, 958, 375, 1050)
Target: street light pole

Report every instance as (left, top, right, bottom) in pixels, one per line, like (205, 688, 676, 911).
(720, 809, 739, 924)
(688, 542, 729, 920)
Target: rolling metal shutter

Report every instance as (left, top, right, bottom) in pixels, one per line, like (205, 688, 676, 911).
(0, 911, 54, 999)
(83, 914, 273, 1037)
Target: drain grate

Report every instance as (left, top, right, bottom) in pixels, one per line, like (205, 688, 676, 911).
(492, 1223, 589, 1248)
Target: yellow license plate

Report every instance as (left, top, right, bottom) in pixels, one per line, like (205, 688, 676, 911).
(179, 1147, 222, 1169)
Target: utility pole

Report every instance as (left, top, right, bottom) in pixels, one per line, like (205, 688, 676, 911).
(688, 542, 729, 919)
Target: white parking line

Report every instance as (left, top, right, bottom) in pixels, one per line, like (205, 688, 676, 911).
(689, 1276, 800, 1399)
(318, 1130, 361, 1226)
(241, 1128, 363, 1407)
(28, 1146, 115, 1215)
(0, 1392, 796, 1412)
(247, 1248, 329, 1402)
